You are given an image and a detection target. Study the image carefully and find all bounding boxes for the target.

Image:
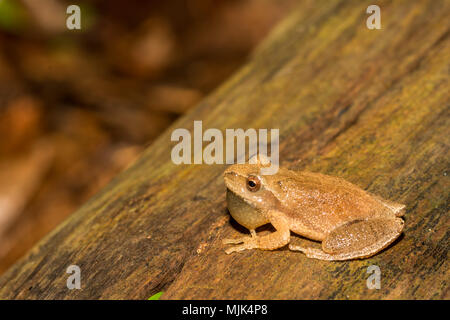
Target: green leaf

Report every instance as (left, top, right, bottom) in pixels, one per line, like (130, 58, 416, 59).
(0, 0, 28, 32)
(148, 292, 163, 300)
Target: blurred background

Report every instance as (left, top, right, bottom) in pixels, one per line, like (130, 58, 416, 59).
(0, 0, 297, 274)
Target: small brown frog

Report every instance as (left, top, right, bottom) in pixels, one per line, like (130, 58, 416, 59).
(223, 155, 405, 260)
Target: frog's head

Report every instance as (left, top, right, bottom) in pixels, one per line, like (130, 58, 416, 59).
(223, 155, 279, 229)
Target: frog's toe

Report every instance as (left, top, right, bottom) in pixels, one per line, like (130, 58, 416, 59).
(224, 237, 257, 254)
(225, 245, 246, 254)
(302, 248, 335, 260)
(289, 245, 337, 260)
(288, 244, 305, 252)
(288, 244, 316, 255)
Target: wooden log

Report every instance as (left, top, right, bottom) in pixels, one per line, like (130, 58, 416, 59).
(0, 0, 448, 299)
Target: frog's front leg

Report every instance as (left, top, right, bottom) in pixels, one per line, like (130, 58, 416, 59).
(289, 217, 404, 261)
(222, 230, 257, 245)
(223, 211, 290, 254)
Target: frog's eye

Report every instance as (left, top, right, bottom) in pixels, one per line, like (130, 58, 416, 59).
(246, 175, 261, 192)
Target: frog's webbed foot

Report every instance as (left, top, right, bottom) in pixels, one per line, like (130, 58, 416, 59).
(289, 244, 386, 261)
(288, 245, 343, 261)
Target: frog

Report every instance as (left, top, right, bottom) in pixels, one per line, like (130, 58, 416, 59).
(223, 155, 405, 260)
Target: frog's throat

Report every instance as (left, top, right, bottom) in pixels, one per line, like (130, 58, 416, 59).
(226, 189, 268, 230)
(226, 188, 254, 208)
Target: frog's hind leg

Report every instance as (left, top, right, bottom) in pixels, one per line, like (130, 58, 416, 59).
(371, 194, 406, 217)
(381, 200, 405, 217)
(289, 218, 404, 261)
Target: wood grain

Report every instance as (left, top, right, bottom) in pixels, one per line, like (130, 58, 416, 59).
(0, 0, 448, 299)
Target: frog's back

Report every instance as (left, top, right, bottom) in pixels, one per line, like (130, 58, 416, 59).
(268, 169, 402, 235)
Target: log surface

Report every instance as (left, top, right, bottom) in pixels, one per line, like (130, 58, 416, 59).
(0, 0, 449, 299)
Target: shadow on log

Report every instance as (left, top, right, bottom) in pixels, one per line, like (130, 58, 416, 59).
(0, 0, 448, 299)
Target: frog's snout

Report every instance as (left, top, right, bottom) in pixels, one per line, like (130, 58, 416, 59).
(223, 167, 233, 176)
(223, 170, 238, 187)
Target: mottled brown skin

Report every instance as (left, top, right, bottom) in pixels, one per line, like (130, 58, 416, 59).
(223, 156, 405, 260)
